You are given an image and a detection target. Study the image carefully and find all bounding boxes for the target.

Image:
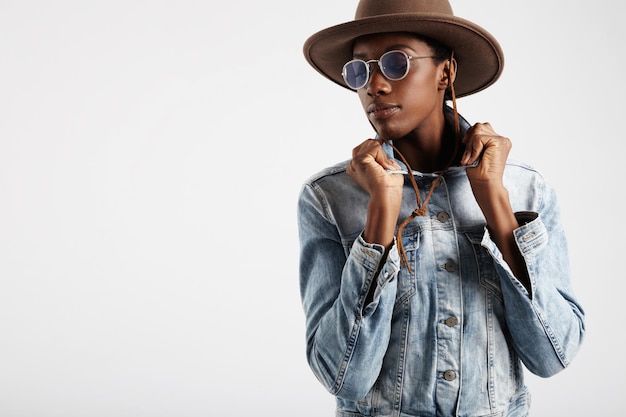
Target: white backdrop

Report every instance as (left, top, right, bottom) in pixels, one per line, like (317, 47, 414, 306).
(0, 1, 621, 416)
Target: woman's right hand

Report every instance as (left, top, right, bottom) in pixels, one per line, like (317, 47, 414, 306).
(347, 138, 404, 198)
(347, 139, 404, 247)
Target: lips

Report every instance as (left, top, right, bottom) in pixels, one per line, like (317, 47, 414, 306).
(367, 102, 400, 119)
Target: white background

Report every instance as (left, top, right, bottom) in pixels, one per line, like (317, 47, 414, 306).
(0, 0, 622, 416)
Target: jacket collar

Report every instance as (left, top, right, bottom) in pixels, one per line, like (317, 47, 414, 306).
(380, 105, 474, 177)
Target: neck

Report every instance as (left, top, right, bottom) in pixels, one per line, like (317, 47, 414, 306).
(393, 121, 459, 173)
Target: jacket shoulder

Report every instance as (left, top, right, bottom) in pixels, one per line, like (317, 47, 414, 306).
(303, 159, 350, 186)
(506, 159, 544, 176)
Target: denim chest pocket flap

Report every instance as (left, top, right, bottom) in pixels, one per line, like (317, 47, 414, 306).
(394, 226, 420, 308)
(465, 230, 503, 301)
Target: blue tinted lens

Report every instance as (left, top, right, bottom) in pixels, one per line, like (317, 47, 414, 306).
(342, 60, 368, 89)
(381, 51, 409, 80)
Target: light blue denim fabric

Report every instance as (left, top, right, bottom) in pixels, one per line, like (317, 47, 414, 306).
(297, 110, 585, 417)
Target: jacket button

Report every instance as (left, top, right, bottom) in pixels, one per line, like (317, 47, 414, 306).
(443, 370, 457, 381)
(444, 316, 459, 327)
(436, 212, 450, 222)
(442, 261, 456, 272)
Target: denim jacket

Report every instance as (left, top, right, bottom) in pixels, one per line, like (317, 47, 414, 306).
(297, 112, 585, 417)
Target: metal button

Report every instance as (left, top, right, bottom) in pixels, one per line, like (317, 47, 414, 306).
(384, 271, 395, 282)
(444, 316, 459, 327)
(443, 370, 457, 381)
(442, 261, 456, 272)
(436, 212, 450, 222)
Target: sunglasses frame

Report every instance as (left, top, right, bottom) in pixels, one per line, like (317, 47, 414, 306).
(342, 50, 437, 90)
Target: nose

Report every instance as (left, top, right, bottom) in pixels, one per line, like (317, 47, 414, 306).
(366, 65, 391, 96)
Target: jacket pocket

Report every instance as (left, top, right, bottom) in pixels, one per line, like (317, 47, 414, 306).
(466, 230, 503, 302)
(393, 228, 419, 311)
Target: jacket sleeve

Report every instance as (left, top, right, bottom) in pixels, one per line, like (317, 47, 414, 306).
(481, 179, 585, 377)
(297, 182, 401, 400)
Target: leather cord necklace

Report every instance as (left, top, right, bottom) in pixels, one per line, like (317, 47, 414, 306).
(382, 52, 461, 273)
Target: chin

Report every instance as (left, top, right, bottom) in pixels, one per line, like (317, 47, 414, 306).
(375, 127, 408, 141)
(371, 119, 412, 140)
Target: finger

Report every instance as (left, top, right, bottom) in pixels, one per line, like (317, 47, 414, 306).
(358, 139, 401, 171)
(366, 139, 402, 171)
(461, 136, 484, 166)
(462, 122, 483, 143)
(380, 154, 402, 171)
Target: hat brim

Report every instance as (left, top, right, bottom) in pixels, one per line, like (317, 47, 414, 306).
(303, 13, 504, 97)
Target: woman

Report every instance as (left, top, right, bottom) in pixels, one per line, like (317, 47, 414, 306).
(297, 1, 585, 416)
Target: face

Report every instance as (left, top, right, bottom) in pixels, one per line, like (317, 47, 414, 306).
(351, 33, 451, 141)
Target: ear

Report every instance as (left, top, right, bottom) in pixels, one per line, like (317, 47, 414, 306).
(438, 58, 457, 90)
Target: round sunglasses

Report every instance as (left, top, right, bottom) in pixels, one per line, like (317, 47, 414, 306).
(342, 50, 436, 90)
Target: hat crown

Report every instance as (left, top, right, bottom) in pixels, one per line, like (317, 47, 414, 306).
(355, 0, 453, 19)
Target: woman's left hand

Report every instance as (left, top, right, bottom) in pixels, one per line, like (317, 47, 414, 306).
(459, 122, 531, 288)
(460, 122, 512, 188)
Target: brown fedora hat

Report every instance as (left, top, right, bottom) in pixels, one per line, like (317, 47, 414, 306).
(303, 0, 504, 97)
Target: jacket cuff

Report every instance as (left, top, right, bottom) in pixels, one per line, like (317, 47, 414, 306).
(513, 212, 548, 256)
(354, 234, 400, 286)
